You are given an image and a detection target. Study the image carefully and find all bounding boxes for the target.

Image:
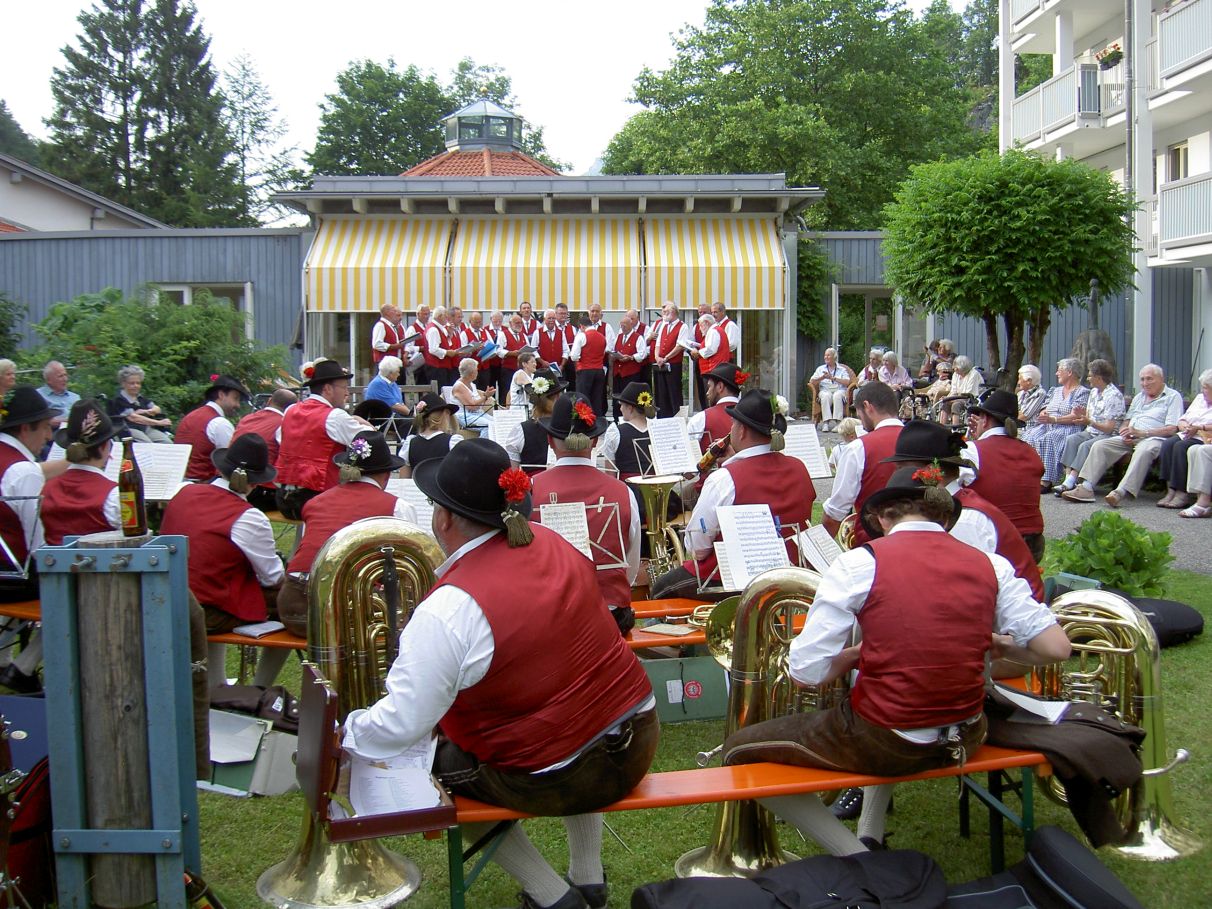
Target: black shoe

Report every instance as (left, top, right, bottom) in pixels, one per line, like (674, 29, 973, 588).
(0, 664, 41, 694)
(517, 887, 589, 909)
(565, 874, 607, 909)
(831, 787, 863, 820)
(859, 835, 888, 851)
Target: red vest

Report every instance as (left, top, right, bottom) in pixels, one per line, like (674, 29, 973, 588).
(176, 403, 225, 481)
(276, 399, 344, 493)
(852, 531, 996, 728)
(233, 408, 284, 488)
(464, 326, 493, 367)
(372, 318, 402, 364)
(520, 316, 538, 336)
(446, 323, 466, 367)
(42, 468, 115, 545)
(500, 328, 529, 369)
(0, 444, 34, 570)
(559, 322, 576, 345)
(954, 487, 1044, 601)
(970, 435, 1045, 535)
(655, 321, 685, 364)
(531, 464, 634, 610)
(412, 319, 430, 358)
(699, 324, 731, 374)
(537, 327, 566, 366)
(613, 330, 643, 378)
(437, 526, 652, 770)
(287, 481, 399, 573)
(576, 330, 607, 372)
(853, 424, 902, 546)
(424, 324, 456, 370)
(699, 401, 735, 453)
(686, 451, 815, 576)
(161, 484, 266, 621)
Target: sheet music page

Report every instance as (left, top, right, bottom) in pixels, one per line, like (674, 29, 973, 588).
(488, 408, 525, 445)
(386, 478, 434, 529)
(648, 417, 697, 475)
(539, 501, 593, 560)
(716, 504, 790, 589)
(83, 443, 192, 500)
(783, 423, 832, 479)
(796, 525, 843, 574)
(348, 737, 441, 816)
(713, 542, 739, 591)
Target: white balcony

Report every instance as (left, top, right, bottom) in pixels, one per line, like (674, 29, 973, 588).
(1009, 64, 1118, 154)
(1159, 172, 1212, 248)
(1011, 0, 1041, 24)
(1158, 0, 1212, 79)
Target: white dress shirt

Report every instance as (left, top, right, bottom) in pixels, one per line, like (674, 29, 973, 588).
(426, 324, 454, 359)
(202, 400, 235, 449)
(276, 396, 366, 448)
(569, 329, 614, 364)
(698, 327, 722, 359)
(599, 418, 648, 465)
(588, 321, 617, 348)
(66, 464, 122, 531)
(208, 477, 285, 587)
(537, 327, 569, 363)
(371, 317, 402, 354)
(686, 396, 738, 442)
(946, 479, 997, 553)
(684, 444, 771, 555)
(822, 418, 904, 521)
(611, 329, 648, 365)
(961, 426, 1008, 486)
(648, 319, 691, 361)
(0, 434, 45, 556)
(717, 317, 740, 352)
(496, 328, 531, 357)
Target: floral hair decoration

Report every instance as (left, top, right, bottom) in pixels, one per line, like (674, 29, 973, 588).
(301, 361, 316, 380)
(911, 460, 953, 511)
(209, 373, 220, 382)
(339, 436, 374, 484)
(531, 376, 552, 396)
(348, 437, 372, 462)
(636, 390, 654, 408)
(498, 467, 534, 547)
(572, 400, 596, 427)
(734, 369, 750, 386)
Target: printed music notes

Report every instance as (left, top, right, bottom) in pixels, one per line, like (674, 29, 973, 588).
(50, 441, 191, 500)
(796, 524, 843, 573)
(487, 408, 525, 445)
(538, 501, 594, 560)
(647, 417, 699, 475)
(347, 737, 442, 816)
(717, 504, 790, 589)
(783, 422, 832, 479)
(386, 478, 434, 529)
(713, 542, 740, 591)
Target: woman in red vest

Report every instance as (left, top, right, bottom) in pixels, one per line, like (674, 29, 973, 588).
(41, 400, 122, 545)
(721, 466, 1070, 856)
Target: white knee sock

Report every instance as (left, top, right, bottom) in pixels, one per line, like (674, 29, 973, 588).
(563, 813, 604, 886)
(252, 647, 290, 688)
(856, 783, 896, 843)
(462, 821, 570, 907)
(758, 795, 866, 856)
(207, 643, 228, 689)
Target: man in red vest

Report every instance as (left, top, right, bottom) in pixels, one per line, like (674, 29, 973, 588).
(277, 431, 416, 636)
(275, 359, 371, 519)
(822, 382, 903, 546)
(175, 374, 250, 482)
(585, 303, 616, 347)
(710, 302, 741, 358)
(721, 466, 1070, 856)
(965, 389, 1046, 563)
(518, 300, 539, 337)
(371, 303, 405, 366)
(687, 362, 746, 453)
(535, 308, 569, 377)
(570, 315, 609, 419)
(161, 434, 288, 689)
(648, 302, 689, 418)
(232, 388, 297, 511)
(689, 313, 730, 411)
(556, 303, 578, 389)
(532, 393, 641, 635)
(424, 306, 463, 389)
(689, 303, 712, 409)
(650, 388, 815, 599)
(343, 438, 658, 909)
(497, 312, 533, 401)
(609, 312, 648, 421)
(463, 311, 496, 392)
(410, 304, 432, 386)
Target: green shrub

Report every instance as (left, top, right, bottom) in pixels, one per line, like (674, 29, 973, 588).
(1048, 511, 1174, 597)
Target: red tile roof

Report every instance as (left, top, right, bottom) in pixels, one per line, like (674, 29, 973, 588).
(0, 220, 24, 233)
(402, 147, 559, 177)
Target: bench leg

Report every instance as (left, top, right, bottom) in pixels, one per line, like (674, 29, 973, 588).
(988, 770, 1005, 873)
(446, 827, 466, 909)
(448, 820, 514, 909)
(958, 777, 970, 838)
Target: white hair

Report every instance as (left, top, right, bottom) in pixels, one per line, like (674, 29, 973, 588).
(458, 358, 479, 378)
(824, 347, 837, 358)
(1200, 368, 1212, 388)
(1057, 357, 1083, 378)
(43, 360, 66, 380)
(698, 314, 716, 326)
(1018, 364, 1042, 385)
(377, 356, 403, 378)
(869, 348, 883, 359)
(882, 351, 899, 365)
(1140, 363, 1165, 380)
(954, 355, 973, 374)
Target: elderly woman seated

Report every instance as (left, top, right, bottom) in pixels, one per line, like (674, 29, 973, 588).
(922, 361, 953, 410)
(1179, 442, 1212, 518)
(1022, 356, 1090, 489)
(810, 347, 853, 432)
(1016, 364, 1047, 428)
(364, 356, 412, 418)
(945, 355, 983, 417)
(107, 364, 173, 442)
(856, 348, 884, 388)
(451, 357, 496, 432)
(878, 351, 913, 394)
(1051, 359, 1126, 497)
(1156, 368, 1212, 509)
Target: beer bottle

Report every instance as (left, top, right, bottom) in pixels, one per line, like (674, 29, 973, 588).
(697, 432, 732, 472)
(118, 437, 147, 536)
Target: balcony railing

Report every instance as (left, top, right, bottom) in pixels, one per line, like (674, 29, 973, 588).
(1159, 0, 1212, 77)
(1143, 199, 1160, 257)
(1011, 0, 1041, 25)
(1012, 85, 1043, 143)
(1145, 37, 1159, 94)
(1041, 67, 1078, 127)
(1159, 172, 1212, 247)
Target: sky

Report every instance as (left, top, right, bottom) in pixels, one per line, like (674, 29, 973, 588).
(3, 0, 949, 178)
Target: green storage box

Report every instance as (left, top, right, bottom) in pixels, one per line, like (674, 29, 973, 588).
(642, 655, 728, 723)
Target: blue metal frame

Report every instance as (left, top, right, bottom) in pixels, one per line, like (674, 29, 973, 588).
(40, 535, 199, 909)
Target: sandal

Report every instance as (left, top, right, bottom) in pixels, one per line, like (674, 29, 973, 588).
(1178, 504, 1212, 519)
(1162, 495, 1195, 510)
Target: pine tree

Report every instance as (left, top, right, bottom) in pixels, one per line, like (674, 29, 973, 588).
(0, 101, 43, 166)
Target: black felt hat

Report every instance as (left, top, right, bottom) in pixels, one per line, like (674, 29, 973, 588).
(860, 465, 963, 539)
(334, 430, 406, 475)
(54, 399, 122, 452)
(615, 381, 656, 417)
(414, 392, 459, 418)
(413, 437, 534, 543)
(0, 386, 56, 430)
(208, 374, 251, 401)
(301, 358, 354, 388)
(539, 392, 607, 440)
(703, 362, 749, 393)
(525, 374, 567, 400)
(211, 433, 277, 486)
(968, 389, 1022, 426)
(880, 420, 970, 467)
(725, 388, 788, 438)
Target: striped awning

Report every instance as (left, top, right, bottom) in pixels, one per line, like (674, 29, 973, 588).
(645, 217, 786, 310)
(305, 218, 451, 312)
(449, 218, 641, 312)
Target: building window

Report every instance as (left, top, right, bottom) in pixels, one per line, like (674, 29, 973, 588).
(1168, 143, 1189, 182)
(151, 283, 254, 340)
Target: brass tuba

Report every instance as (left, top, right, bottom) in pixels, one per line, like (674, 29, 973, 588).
(1032, 590, 1201, 861)
(676, 566, 843, 878)
(257, 517, 445, 908)
(835, 513, 859, 551)
(626, 474, 687, 581)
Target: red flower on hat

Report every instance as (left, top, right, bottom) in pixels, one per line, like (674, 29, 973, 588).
(209, 373, 219, 382)
(734, 369, 750, 385)
(498, 467, 531, 504)
(911, 465, 945, 487)
(573, 401, 597, 427)
(302, 364, 315, 379)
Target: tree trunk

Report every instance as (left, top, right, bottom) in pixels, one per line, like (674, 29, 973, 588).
(983, 313, 1002, 379)
(1001, 313, 1027, 392)
(1027, 302, 1052, 367)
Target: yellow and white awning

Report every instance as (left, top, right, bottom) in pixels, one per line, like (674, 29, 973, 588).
(449, 218, 641, 312)
(305, 218, 451, 312)
(644, 217, 786, 310)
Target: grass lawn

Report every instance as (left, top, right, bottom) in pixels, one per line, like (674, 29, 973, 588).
(199, 567, 1212, 908)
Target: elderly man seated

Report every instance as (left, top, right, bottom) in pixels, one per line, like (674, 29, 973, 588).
(810, 347, 853, 432)
(1062, 363, 1184, 507)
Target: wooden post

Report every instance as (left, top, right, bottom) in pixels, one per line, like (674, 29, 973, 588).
(75, 530, 156, 908)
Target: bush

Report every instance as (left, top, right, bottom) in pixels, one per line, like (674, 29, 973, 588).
(0, 291, 27, 359)
(1048, 511, 1174, 597)
(27, 287, 289, 418)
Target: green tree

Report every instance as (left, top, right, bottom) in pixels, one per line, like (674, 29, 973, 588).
(882, 149, 1135, 390)
(30, 287, 288, 417)
(959, 0, 998, 89)
(0, 101, 41, 166)
(0, 292, 27, 359)
(44, 0, 241, 226)
(602, 0, 983, 229)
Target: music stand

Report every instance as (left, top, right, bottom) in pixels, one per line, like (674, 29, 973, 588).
(689, 519, 810, 595)
(0, 496, 39, 582)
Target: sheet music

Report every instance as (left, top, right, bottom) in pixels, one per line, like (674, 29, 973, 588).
(796, 525, 843, 574)
(55, 442, 192, 501)
(539, 501, 593, 560)
(488, 408, 525, 445)
(783, 423, 831, 479)
(717, 504, 790, 589)
(348, 737, 441, 816)
(386, 478, 433, 529)
(713, 542, 739, 591)
(647, 417, 698, 475)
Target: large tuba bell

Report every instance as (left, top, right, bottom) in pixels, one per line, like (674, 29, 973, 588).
(625, 474, 687, 582)
(1032, 590, 1201, 861)
(676, 565, 845, 878)
(835, 513, 859, 552)
(258, 517, 445, 908)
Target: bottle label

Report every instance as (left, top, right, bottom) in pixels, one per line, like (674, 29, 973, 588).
(120, 490, 139, 529)
(121, 460, 133, 472)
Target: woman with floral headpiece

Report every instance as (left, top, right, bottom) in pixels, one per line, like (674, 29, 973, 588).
(399, 392, 460, 478)
(600, 382, 657, 482)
